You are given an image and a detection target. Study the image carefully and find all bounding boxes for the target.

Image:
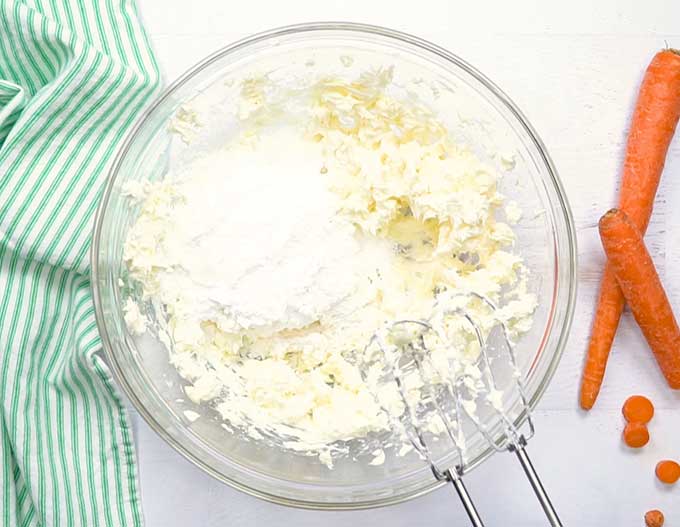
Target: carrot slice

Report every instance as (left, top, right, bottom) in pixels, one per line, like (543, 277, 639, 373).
(622, 395, 654, 423)
(623, 421, 650, 448)
(599, 209, 680, 389)
(645, 510, 665, 527)
(580, 49, 680, 410)
(656, 460, 680, 484)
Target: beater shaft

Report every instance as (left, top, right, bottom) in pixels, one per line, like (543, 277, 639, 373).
(511, 442, 562, 527)
(446, 469, 484, 527)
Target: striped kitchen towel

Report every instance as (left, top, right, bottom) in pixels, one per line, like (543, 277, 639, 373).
(0, 1, 160, 526)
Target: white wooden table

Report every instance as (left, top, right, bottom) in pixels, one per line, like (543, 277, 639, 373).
(130, 1, 680, 524)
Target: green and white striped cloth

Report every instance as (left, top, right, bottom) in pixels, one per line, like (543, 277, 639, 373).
(0, 1, 160, 525)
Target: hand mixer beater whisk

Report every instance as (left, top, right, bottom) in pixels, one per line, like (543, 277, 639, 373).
(361, 292, 562, 527)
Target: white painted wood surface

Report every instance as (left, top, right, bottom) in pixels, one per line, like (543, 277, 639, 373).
(129, 1, 680, 525)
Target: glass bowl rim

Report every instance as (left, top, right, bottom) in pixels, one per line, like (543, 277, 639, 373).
(91, 21, 578, 510)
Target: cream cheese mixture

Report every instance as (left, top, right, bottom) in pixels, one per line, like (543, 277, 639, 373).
(123, 67, 537, 467)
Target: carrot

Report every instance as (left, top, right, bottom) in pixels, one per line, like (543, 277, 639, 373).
(580, 49, 680, 410)
(655, 460, 680, 484)
(599, 209, 680, 389)
(622, 395, 654, 423)
(623, 421, 649, 448)
(645, 510, 664, 527)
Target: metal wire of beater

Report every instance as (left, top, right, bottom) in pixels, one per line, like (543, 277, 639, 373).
(362, 292, 562, 527)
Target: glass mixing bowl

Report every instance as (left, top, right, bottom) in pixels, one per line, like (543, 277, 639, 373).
(91, 22, 577, 510)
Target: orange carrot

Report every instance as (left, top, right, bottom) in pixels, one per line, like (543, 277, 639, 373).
(656, 460, 680, 484)
(623, 421, 649, 448)
(645, 510, 665, 527)
(622, 395, 654, 423)
(580, 49, 680, 410)
(599, 209, 680, 388)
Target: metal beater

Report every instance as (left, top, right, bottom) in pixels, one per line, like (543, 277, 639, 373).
(361, 292, 562, 527)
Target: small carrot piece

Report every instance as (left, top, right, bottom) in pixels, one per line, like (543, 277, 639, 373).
(656, 460, 680, 484)
(645, 509, 665, 527)
(599, 209, 680, 389)
(623, 421, 650, 448)
(622, 395, 654, 423)
(580, 49, 680, 410)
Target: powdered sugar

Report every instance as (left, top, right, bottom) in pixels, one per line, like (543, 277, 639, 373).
(125, 128, 393, 338)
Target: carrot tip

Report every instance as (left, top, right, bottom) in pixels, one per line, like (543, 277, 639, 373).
(579, 394, 594, 410)
(598, 208, 623, 229)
